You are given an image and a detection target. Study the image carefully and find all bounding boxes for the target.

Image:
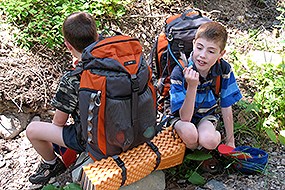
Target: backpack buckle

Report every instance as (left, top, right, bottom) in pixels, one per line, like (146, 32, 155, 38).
(167, 34, 173, 41)
(131, 74, 139, 92)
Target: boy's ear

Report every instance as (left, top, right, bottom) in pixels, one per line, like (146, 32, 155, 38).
(192, 39, 196, 46)
(219, 49, 226, 59)
(64, 40, 73, 51)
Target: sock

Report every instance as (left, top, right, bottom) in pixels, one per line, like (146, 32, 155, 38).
(43, 157, 57, 165)
(197, 145, 203, 150)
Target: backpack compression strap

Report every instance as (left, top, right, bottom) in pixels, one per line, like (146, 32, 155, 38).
(131, 74, 139, 136)
(146, 141, 161, 171)
(112, 155, 127, 186)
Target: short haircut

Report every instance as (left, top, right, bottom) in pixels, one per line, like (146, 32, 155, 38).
(195, 21, 228, 51)
(62, 12, 98, 53)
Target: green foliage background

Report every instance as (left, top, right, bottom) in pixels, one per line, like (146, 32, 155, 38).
(230, 5, 285, 145)
(0, 0, 130, 49)
(1, 0, 285, 187)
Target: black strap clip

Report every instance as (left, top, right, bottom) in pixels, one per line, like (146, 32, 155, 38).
(147, 141, 161, 171)
(112, 155, 127, 187)
(131, 74, 139, 92)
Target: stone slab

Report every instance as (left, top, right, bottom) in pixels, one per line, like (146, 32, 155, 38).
(120, 170, 165, 190)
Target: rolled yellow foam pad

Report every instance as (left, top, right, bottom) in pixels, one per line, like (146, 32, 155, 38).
(80, 126, 186, 190)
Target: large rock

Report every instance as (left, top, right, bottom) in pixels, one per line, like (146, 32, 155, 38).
(0, 114, 25, 139)
(247, 50, 283, 65)
(120, 170, 165, 190)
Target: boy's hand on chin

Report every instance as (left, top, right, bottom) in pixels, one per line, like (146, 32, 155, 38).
(183, 66, 200, 88)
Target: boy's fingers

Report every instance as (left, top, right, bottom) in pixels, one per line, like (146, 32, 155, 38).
(183, 67, 188, 74)
(183, 67, 191, 75)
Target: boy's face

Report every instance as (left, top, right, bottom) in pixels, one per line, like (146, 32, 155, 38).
(192, 37, 225, 76)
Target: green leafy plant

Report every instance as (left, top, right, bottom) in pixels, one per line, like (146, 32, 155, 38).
(228, 4, 285, 145)
(0, 0, 130, 49)
(165, 150, 213, 186)
(89, 0, 130, 19)
(184, 150, 212, 185)
(252, 62, 285, 143)
(233, 56, 285, 144)
(42, 183, 82, 190)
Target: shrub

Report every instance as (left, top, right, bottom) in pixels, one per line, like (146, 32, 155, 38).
(0, 0, 130, 49)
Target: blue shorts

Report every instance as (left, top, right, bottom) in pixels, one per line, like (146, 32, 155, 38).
(62, 123, 86, 153)
(170, 114, 220, 128)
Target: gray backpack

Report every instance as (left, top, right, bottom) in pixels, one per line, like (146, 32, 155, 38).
(148, 9, 212, 114)
(74, 35, 157, 161)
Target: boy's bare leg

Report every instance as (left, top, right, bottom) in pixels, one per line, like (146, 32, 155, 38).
(174, 120, 199, 149)
(26, 121, 66, 161)
(198, 120, 221, 150)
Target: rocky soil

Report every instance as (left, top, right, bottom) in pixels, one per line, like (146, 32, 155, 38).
(1, 0, 285, 189)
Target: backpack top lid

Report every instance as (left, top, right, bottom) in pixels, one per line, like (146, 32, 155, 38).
(81, 35, 143, 75)
(165, 9, 202, 24)
(164, 9, 211, 41)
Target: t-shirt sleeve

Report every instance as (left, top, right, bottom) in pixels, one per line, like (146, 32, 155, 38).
(170, 66, 186, 114)
(51, 72, 79, 114)
(220, 69, 242, 108)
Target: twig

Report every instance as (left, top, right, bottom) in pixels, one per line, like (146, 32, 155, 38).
(5, 93, 23, 112)
(209, 10, 221, 14)
(29, 68, 48, 107)
(0, 121, 13, 135)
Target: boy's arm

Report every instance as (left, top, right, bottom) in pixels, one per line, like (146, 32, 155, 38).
(221, 106, 235, 147)
(179, 85, 197, 121)
(52, 109, 69, 127)
(179, 67, 199, 121)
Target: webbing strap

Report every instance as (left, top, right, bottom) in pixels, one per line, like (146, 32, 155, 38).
(131, 74, 139, 136)
(112, 155, 127, 186)
(179, 51, 188, 67)
(147, 141, 161, 171)
(147, 37, 158, 68)
(215, 59, 222, 97)
(215, 75, 221, 96)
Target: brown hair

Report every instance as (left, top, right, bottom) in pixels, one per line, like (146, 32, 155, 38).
(62, 12, 98, 53)
(195, 21, 228, 51)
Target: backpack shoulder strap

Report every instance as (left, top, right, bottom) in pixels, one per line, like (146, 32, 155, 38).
(215, 75, 221, 96)
(214, 59, 222, 97)
(69, 61, 84, 76)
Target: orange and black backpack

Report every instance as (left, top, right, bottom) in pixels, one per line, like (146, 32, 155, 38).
(73, 34, 157, 161)
(148, 9, 222, 115)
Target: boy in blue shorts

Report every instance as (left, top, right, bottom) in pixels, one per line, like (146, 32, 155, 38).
(26, 12, 98, 184)
(170, 21, 242, 150)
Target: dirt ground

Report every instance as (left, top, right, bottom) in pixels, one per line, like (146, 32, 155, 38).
(0, 0, 284, 189)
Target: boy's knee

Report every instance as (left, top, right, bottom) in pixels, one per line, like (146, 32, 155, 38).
(26, 121, 38, 140)
(174, 121, 198, 146)
(199, 131, 221, 150)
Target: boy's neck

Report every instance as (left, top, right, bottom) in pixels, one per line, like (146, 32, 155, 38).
(199, 70, 209, 78)
(73, 51, 82, 61)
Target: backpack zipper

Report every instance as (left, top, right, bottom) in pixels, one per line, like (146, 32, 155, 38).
(92, 38, 139, 51)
